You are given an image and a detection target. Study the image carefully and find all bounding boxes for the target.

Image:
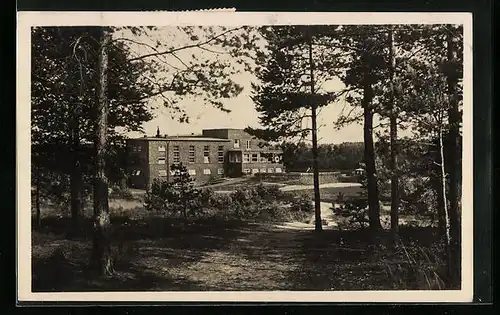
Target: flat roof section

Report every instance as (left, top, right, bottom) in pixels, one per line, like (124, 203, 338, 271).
(130, 136, 231, 142)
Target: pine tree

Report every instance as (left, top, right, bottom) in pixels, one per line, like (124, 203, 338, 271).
(335, 25, 389, 233)
(246, 26, 340, 232)
(169, 163, 201, 220)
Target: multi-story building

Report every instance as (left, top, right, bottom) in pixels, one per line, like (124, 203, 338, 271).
(126, 128, 284, 189)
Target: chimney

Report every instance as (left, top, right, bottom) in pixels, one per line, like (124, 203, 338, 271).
(156, 126, 161, 138)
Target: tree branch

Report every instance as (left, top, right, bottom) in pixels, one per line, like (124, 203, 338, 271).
(128, 27, 244, 62)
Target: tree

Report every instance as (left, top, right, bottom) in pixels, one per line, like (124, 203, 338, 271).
(384, 24, 463, 285)
(444, 26, 463, 287)
(387, 27, 400, 244)
(31, 27, 155, 226)
(169, 163, 201, 220)
(86, 25, 259, 275)
(335, 25, 389, 233)
(246, 26, 340, 232)
(91, 27, 113, 276)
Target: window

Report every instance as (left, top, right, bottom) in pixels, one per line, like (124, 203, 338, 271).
(188, 145, 195, 163)
(246, 140, 251, 150)
(272, 155, 280, 164)
(134, 170, 141, 176)
(217, 168, 224, 175)
(173, 146, 180, 163)
(217, 146, 224, 163)
(203, 169, 211, 175)
(243, 169, 251, 174)
(268, 168, 274, 173)
(260, 155, 268, 163)
(251, 153, 258, 163)
(275, 168, 282, 173)
(158, 170, 167, 177)
(252, 169, 259, 174)
(260, 168, 267, 173)
(243, 154, 250, 163)
(234, 139, 240, 148)
(158, 145, 166, 152)
(203, 145, 210, 163)
(158, 157, 166, 164)
(188, 169, 196, 176)
(131, 145, 142, 152)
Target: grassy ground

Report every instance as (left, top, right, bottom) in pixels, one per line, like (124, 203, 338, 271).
(32, 215, 444, 292)
(31, 178, 447, 292)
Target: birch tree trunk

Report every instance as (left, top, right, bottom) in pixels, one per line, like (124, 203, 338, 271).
(91, 27, 113, 276)
(70, 124, 82, 230)
(446, 30, 462, 287)
(35, 168, 41, 229)
(439, 126, 454, 286)
(388, 27, 399, 245)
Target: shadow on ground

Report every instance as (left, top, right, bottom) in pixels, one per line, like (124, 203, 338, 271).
(32, 216, 257, 291)
(282, 227, 444, 291)
(32, 214, 448, 292)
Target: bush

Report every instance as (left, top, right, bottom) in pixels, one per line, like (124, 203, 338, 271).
(254, 184, 288, 201)
(109, 186, 134, 200)
(145, 179, 313, 223)
(290, 195, 313, 213)
(332, 198, 369, 229)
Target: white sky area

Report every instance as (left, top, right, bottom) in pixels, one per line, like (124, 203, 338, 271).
(119, 26, 392, 144)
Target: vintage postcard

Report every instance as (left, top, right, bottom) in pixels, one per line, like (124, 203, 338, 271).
(17, 11, 473, 303)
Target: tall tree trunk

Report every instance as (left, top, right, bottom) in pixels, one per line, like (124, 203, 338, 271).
(388, 28, 399, 245)
(91, 27, 113, 276)
(439, 127, 453, 285)
(308, 35, 322, 232)
(446, 30, 461, 287)
(35, 168, 41, 229)
(70, 126, 82, 229)
(362, 83, 382, 232)
(430, 167, 446, 237)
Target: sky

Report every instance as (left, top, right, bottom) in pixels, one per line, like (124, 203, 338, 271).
(132, 74, 367, 145)
(121, 26, 378, 145)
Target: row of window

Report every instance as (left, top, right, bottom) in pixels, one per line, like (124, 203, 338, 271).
(158, 168, 224, 177)
(233, 139, 252, 150)
(133, 167, 283, 178)
(157, 145, 225, 164)
(241, 153, 280, 164)
(243, 168, 282, 174)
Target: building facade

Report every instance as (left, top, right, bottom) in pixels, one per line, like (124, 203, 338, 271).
(126, 128, 284, 189)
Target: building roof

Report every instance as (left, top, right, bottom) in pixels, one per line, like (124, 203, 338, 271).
(130, 135, 231, 142)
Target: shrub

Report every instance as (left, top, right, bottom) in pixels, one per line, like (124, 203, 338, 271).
(145, 178, 312, 223)
(144, 164, 202, 219)
(109, 186, 134, 200)
(291, 195, 313, 213)
(254, 184, 287, 201)
(332, 198, 369, 229)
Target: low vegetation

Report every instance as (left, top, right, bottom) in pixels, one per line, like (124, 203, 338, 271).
(144, 167, 313, 223)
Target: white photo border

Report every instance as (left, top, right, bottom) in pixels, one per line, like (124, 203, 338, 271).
(16, 11, 474, 303)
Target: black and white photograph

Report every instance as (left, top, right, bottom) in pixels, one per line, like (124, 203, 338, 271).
(17, 11, 473, 302)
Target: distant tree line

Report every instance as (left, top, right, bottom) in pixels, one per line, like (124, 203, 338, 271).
(280, 142, 364, 172)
